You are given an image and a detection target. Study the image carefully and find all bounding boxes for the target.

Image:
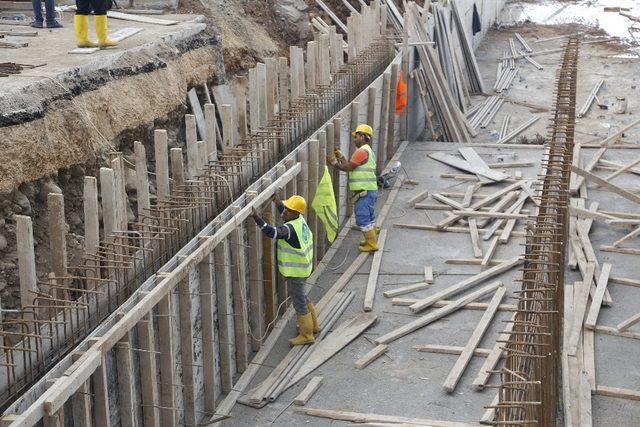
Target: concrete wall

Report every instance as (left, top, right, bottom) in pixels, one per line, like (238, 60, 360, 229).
(457, 0, 508, 50)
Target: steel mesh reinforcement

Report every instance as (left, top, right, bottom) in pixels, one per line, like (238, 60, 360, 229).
(493, 36, 580, 426)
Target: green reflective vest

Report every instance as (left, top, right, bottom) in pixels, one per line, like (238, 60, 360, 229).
(311, 166, 338, 243)
(348, 144, 377, 191)
(277, 215, 314, 278)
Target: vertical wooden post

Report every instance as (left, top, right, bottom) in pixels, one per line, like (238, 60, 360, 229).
(115, 340, 135, 427)
(347, 102, 360, 217)
(347, 16, 356, 62)
(230, 206, 249, 372)
(220, 104, 235, 150)
(16, 215, 36, 310)
(134, 141, 151, 219)
(154, 129, 170, 201)
(328, 26, 340, 74)
(156, 295, 177, 427)
(245, 191, 264, 352)
(43, 380, 63, 427)
(289, 46, 300, 100)
(308, 139, 319, 266)
(275, 166, 287, 315)
(199, 254, 218, 412)
(185, 114, 199, 179)
(48, 193, 67, 283)
(297, 47, 306, 96)
(317, 132, 328, 258)
(111, 156, 128, 232)
(260, 178, 277, 326)
(377, 72, 391, 174)
(366, 87, 377, 155)
(177, 273, 196, 426)
(318, 34, 331, 87)
(100, 167, 116, 237)
(265, 58, 277, 121)
(278, 57, 290, 112)
(257, 62, 268, 128)
(234, 78, 248, 144)
(249, 67, 260, 133)
(306, 41, 318, 92)
(297, 143, 309, 203)
(137, 313, 159, 427)
(88, 342, 110, 427)
(170, 148, 185, 188)
(332, 118, 343, 223)
(214, 237, 235, 393)
(204, 104, 219, 161)
(387, 64, 399, 161)
(71, 357, 91, 427)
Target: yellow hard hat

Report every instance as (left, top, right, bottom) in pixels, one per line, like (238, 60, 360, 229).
(282, 195, 306, 213)
(352, 124, 373, 138)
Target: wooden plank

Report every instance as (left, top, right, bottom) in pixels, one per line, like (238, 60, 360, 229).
(115, 342, 135, 427)
(442, 286, 506, 393)
(355, 345, 388, 369)
(409, 257, 522, 313)
(480, 236, 499, 272)
(424, 266, 434, 283)
(393, 298, 517, 312)
(287, 312, 378, 387)
(292, 407, 475, 427)
(375, 282, 503, 345)
(571, 165, 640, 204)
(107, 10, 177, 25)
(188, 88, 206, 141)
(595, 385, 640, 401)
(245, 192, 264, 351)
(567, 264, 596, 356)
(199, 255, 218, 413)
(48, 193, 67, 281)
(429, 152, 508, 182)
(383, 282, 430, 298)
(177, 277, 196, 426)
(473, 312, 516, 390)
(468, 219, 483, 258)
(156, 295, 176, 427)
(405, 189, 429, 208)
(617, 311, 640, 332)
(154, 130, 170, 201)
(215, 237, 235, 393)
(583, 328, 596, 391)
(230, 207, 250, 372)
(432, 193, 464, 210)
(414, 344, 493, 357)
(584, 263, 612, 330)
(459, 147, 510, 183)
(600, 245, 640, 256)
(293, 376, 324, 406)
(364, 230, 388, 311)
(452, 210, 529, 220)
(16, 215, 36, 310)
(137, 314, 159, 427)
(71, 353, 91, 427)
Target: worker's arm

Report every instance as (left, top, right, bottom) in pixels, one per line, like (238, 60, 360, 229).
(251, 207, 290, 239)
(331, 147, 368, 172)
(334, 157, 359, 172)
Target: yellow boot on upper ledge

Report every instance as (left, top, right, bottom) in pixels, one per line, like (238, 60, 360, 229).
(94, 15, 118, 49)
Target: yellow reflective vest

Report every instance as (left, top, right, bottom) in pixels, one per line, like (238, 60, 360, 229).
(348, 144, 377, 191)
(312, 166, 338, 242)
(277, 215, 313, 278)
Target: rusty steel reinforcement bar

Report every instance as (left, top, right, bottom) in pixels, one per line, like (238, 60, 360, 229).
(2, 33, 399, 426)
(493, 37, 580, 426)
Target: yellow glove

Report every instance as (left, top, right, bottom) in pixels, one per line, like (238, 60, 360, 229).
(334, 149, 345, 160)
(327, 154, 338, 166)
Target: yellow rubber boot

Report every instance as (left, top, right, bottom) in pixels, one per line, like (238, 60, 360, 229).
(307, 302, 320, 333)
(74, 15, 97, 48)
(358, 229, 379, 253)
(289, 313, 315, 346)
(360, 226, 380, 246)
(94, 15, 118, 49)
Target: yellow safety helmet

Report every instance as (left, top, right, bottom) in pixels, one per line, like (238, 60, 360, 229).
(282, 195, 306, 213)
(352, 124, 373, 138)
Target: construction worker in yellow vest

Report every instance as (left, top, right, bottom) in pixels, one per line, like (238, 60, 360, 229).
(251, 194, 319, 346)
(327, 123, 379, 252)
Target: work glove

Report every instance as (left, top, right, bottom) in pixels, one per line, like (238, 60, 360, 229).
(333, 149, 345, 160)
(327, 154, 338, 166)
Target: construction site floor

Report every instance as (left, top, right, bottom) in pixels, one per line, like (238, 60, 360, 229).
(225, 22, 640, 427)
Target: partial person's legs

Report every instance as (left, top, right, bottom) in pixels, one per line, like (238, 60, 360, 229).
(44, 0, 62, 27)
(74, 0, 96, 48)
(92, 0, 118, 48)
(287, 277, 315, 346)
(356, 191, 378, 252)
(31, 0, 43, 27)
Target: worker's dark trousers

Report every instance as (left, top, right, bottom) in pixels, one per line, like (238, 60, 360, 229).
(287, 277, 309, 315)
(75, 0, 108, 15)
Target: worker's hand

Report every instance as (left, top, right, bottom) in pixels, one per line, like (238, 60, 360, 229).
(334, 149, 345, 160)
(326, 154, 338, 166)
(272, 192, 281, 204)
(251, 206, 260, 219)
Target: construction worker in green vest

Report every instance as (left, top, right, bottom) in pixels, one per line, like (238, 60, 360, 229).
(327, 123, 379, 252)
(251, 194, 319, 346)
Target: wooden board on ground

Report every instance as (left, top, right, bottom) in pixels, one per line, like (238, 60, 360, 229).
(293, 376, 323, 406)
(354, 344, 388, 369)
(364, 230, 388, 311)
(428, 152, 509, 183)
(107, 11, 178, 25)
(286, 312, 378, 388)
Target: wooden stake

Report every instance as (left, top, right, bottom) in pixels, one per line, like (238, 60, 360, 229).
(199, 254, 218, 411)
(137, 313, 159, 426)
(215, 237, 236, 393)
(156, 295, 177, 427)
(246, 192, 264, 352)
(230, 206, 250, 372)
(154, 129, 170, 201)
(16, 215, 36, 310)
(169, 148, 185, 188)
(48, 193, 67, 284)
(115, 341, 136, 427)
(185, 114, 198, 179)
